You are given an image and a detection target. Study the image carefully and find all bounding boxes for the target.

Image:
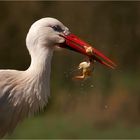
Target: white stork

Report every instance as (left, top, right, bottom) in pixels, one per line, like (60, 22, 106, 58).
(0, 17, 116, 137)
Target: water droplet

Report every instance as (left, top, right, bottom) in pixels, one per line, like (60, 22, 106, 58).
(90, 84, 94, 88)
(105, 105, 108, 109)
(80, 83, 84, 86)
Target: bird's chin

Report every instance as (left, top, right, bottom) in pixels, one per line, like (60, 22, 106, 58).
(56, 36, 65, 44)
(59, 33, 117, 69)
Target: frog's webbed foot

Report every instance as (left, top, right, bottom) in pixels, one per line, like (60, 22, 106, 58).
(74, 75, 86, 80)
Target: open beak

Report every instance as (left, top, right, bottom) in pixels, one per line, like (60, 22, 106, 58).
(60, 33, 117, 69)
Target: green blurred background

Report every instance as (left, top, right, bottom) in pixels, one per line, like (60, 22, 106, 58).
(0, 1, 140, 139)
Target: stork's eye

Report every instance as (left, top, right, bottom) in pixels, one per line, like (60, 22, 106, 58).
(52, 25, 63, 32)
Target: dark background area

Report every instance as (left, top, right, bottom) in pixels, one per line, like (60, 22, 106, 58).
(0, 1, 140, 139)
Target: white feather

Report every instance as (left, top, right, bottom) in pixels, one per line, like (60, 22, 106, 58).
(0, 17, 68, 137)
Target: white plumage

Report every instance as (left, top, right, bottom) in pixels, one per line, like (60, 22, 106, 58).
(0, 17, 69, 137)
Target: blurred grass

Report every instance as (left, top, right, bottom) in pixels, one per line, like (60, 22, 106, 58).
(9, 114, 140, 139)
(6, 65, 140, 139)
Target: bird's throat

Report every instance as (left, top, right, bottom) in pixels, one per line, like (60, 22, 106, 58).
(28, 47, 54, 74)
(25, 47, 54, 110)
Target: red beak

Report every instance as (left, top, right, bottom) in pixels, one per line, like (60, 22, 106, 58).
(60, 33, 117, 69)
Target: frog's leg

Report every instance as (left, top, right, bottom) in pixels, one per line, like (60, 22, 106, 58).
(74, 69, 86, 79)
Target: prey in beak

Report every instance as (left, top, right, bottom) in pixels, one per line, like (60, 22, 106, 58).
(74, 58, 95, 80)
(60, 33, 117, 70)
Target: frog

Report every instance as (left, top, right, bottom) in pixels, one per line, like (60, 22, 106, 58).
(74, 58, 95, 80)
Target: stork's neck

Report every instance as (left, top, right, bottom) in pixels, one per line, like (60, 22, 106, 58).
(24, 45, 54, 109)
(28, 46, 54, 75)
(26, 45, 54, 98)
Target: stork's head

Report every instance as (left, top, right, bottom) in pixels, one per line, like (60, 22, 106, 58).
(26, 17, 116, 69)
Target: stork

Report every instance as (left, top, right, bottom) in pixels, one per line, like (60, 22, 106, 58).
(0, 17, 116, 137)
